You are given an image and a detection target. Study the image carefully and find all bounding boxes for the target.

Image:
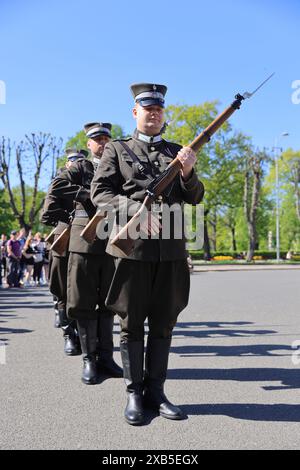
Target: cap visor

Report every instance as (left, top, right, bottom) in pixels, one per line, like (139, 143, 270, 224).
(138, 98, 165, 108)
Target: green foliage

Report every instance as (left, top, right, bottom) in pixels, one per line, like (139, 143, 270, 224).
(0, 189, 15, 234)
(165, 102, 253, 253)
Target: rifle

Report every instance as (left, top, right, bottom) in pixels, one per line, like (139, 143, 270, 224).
(93, 74, 275, 256)
(45, 227, 57, 245)
(50, 225, 71, 255)
(80, 212, 107, 244)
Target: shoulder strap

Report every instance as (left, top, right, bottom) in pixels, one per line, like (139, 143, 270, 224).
(119, 141, 153, 181)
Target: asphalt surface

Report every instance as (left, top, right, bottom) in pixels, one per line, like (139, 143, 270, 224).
(1, 269, 300, 450)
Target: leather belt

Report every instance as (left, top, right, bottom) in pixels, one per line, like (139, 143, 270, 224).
(74, 209, 88, 218)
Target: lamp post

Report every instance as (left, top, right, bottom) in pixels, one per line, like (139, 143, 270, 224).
(273, 132, 289, 262)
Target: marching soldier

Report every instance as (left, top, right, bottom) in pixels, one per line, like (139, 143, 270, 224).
(91, 83, 204, 425)
(51, 127, 122, 384)
(41, 162, 83, 356)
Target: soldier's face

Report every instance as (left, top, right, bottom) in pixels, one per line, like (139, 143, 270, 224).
(87, 135, 110, 157)
(133, 104, 164, 135)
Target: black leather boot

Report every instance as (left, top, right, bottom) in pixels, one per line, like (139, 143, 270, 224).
(120, 341, 145, 425)
(96, 312, 123, 377)
(143, 337, 184, 420)
(77, 319, 98, 385)
(60, 310, 80, 356)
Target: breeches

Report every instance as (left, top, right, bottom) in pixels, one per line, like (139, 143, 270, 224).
(105, 258, 190, 341)
(67, 252, 115, 320)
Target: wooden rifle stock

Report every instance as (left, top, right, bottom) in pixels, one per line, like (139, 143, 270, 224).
(80, 212, 106, 244)
(50, 225, 71, 256)
(110, 94, 245, 256)
(45, 227, 56, 245)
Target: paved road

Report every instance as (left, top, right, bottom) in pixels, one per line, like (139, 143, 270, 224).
(1, 269, 300, 450)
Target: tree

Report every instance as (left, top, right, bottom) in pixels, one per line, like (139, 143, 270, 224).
(0, 189, 15, 234)
(243, 148, 271, 261)
(0, 133, 63, 232)
(165, 103, 250, 259)
(265, 148, 300, 253)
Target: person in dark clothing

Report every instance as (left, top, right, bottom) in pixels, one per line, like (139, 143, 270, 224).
(51, 129, 122, 384)
(41, 167, 80, 355)
(91, 83, 204, 425)
(7, 230, 22, 288)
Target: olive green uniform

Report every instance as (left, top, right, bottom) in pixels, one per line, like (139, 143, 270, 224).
(91, 130, 204, 340)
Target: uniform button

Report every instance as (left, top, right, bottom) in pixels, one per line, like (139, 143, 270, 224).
(150, 146, 155, 151)
(154, 161, 159, 166)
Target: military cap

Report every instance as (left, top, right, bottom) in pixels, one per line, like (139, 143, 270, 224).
(130, 83, 167, 108)
(65, 148, 89, 161)
(84, 122, 112, 139)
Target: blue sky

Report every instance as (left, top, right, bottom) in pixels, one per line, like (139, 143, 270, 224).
(0, 0, 299, 153)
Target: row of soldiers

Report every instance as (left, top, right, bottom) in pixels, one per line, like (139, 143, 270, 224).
(41, 82, 204, 426)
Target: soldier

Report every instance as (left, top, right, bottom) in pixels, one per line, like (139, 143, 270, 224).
(91, 83, 204, 425)
(51, 126, 122, 384)
(41, 158, 86, 355)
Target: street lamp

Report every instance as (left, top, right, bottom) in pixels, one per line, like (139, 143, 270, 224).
(273, 132, 289, 262)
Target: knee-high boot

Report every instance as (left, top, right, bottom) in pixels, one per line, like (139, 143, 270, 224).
(96, 312, 123, 377)
(120, 340, 145, 425)
(143, 337, 184, 420)
(59, 309, 80, 356)
(77, 319, 98, 384)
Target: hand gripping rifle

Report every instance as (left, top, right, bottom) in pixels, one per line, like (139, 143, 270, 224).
(83, 74, 274, 255)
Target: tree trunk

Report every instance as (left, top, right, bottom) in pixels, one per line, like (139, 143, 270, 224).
(203, 209, 211, 260)
(231, 226, 237, 252)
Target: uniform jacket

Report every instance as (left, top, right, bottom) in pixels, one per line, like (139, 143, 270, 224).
(91, 131, 204, 261)
(40, 169, 75, 257)
(51, 158, 106, 255)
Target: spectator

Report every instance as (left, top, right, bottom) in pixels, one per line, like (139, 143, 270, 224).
(0, 234, 8, 285)
(0, 236, 2, 288)
(41, 238, 49, 285)
(32, 232, 45, 286)
(22, 235, 35, 286)
(17, 228, 27, 285)
(7, 230, 22, 288)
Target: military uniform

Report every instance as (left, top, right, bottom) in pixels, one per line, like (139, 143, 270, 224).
(91, 83, 204, 425)
(41, 168, 80, 355)
(52, 129, 122, 384)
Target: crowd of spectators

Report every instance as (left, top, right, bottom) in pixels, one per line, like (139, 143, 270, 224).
(0, 229, 49, 288)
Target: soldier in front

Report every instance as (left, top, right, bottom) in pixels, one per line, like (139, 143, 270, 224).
(91, 83, 204, 425)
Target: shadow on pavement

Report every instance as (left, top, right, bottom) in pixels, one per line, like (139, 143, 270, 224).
(180, 403, 300, 422)
(0, 326, 33, 335)
(172, 329, 277, 339)
(0, 304, 53, 310)
(170, 344, 292, 357)
(0, 291, 50, 298)
(168, 368, 300, 390)
(175, 321, 253, 328)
